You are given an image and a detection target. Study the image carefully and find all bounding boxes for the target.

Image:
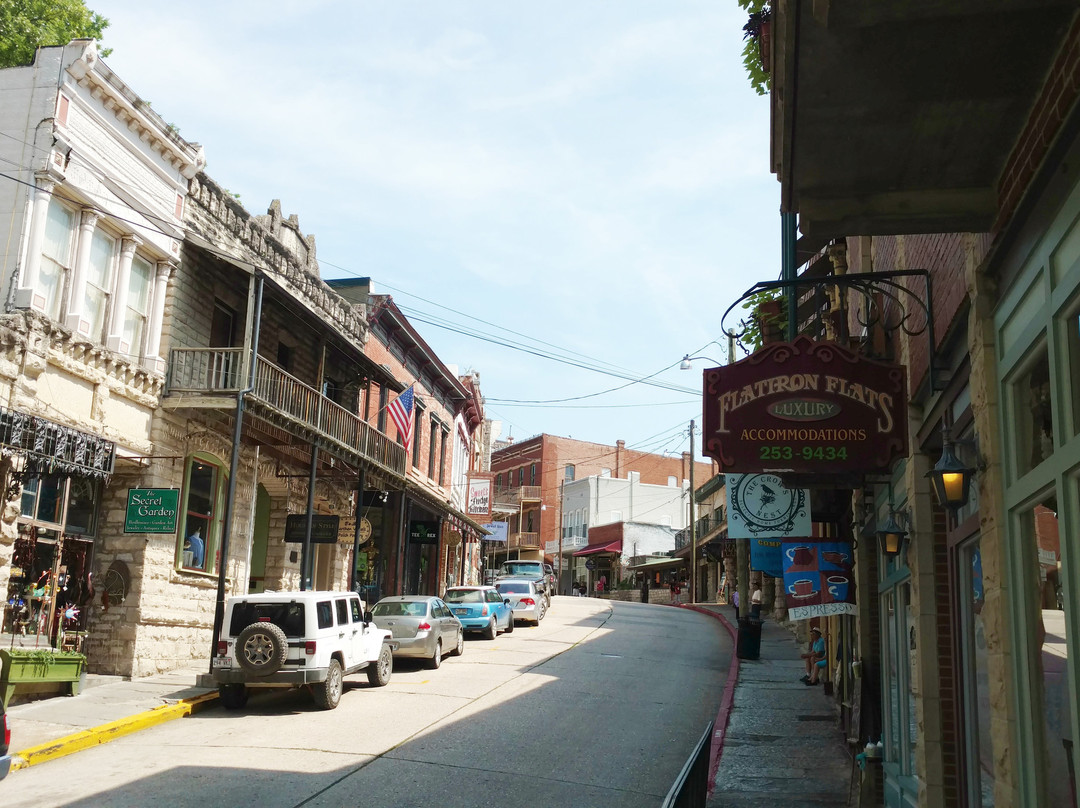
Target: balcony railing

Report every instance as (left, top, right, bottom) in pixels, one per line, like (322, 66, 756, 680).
(546, 535, 588, 554)
(493, 485, 543, 507)
(166, 348, 406, 478)
(675, 511, 726, 551)
(509, 532, 541, 549)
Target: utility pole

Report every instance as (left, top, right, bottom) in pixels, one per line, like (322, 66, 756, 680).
(689, 419, 697, 605)
(558, 475, 565, 595)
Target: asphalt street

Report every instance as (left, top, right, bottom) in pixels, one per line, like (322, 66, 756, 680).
(1, 596, 730, 808)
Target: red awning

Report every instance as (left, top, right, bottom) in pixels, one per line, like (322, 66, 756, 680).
(573, 538, 623, 557)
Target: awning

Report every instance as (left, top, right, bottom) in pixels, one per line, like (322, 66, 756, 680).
(0, 406, 115, 480)
(404, 480, 491, 538)
(573, 538, 623, 557)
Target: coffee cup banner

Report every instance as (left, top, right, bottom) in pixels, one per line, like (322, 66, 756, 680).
(781, 540, 856, 621)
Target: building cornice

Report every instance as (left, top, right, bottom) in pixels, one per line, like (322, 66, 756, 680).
(66, 42, 206, 179)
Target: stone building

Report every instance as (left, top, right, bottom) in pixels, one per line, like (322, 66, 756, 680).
(763, 4, 1080, 806)
(0, 41, 202, 661)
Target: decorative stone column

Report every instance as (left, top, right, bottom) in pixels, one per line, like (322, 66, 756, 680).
(64, 209, 101, 337)
(106, 235, 141, 355)
(14, 176, 56, 312)
(142, 260, 175, 373)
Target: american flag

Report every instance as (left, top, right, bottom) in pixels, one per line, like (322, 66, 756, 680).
(387, 385, 415, 452)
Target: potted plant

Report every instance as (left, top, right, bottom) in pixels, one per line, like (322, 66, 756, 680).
(739, 1, 772, 95)
(738, 289, 788, 353)
(1, 648, 87, 707)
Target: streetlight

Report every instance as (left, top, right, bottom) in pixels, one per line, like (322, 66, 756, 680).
(680, 354, 723, 370)
(688, 419, 698, 604)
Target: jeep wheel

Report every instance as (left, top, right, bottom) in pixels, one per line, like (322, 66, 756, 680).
(483, 616, 497, 640)
(236, 622, 288, 676)
(427, 640, 443, 669)
(313, 658, 343, 710)
(450, 628, 464, 656)
(367, 644, 392, 687)
(219, 684, 248, 710)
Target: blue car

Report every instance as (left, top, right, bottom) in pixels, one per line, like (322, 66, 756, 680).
(443, 586, 514, 640)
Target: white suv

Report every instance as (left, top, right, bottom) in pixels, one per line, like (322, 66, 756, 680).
(212, 590, 396, 710)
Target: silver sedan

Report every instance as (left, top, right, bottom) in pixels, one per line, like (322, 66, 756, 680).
(494, 579, 546, 625)
(369, 596, 463, 669)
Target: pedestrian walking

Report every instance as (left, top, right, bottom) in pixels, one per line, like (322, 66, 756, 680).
(732, 588, 740, 621)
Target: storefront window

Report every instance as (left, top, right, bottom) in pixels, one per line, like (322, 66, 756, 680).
(1020, 493, 1072, 806)
(20, 474, 98, 534)
(179, 456, 223, 572)
(1069, 306, 1080, 435)
(959, 536, 994, 806)
(1014, 347, 1054, 475)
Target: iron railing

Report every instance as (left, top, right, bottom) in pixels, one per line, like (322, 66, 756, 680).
(661, 720, 715, 808)
(166, 348, 406, 478)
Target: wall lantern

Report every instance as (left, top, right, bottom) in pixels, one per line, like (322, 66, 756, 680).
(926, 429, 975, 513)
(877, 509, 909, 558)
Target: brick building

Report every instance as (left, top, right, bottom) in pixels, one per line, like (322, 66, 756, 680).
(490, 434, 714, 592)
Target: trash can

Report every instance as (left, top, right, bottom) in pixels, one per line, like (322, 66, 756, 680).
(736, 617, 763, 660)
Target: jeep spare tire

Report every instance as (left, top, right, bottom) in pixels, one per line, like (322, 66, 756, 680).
(236, 621, 289, 676)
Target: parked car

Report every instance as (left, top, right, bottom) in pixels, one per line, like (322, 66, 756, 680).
(494, 579, 546, 625)
(370, 596, 464, 669)
(496, 560, 550, 605)
(0, 698, 11, 780)
(543, 563, 557, 594)
(212, 590, 395, 711)
(443, 586, 514, 639)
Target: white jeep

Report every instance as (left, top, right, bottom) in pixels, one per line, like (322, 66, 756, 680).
(212, 590, 396, 710)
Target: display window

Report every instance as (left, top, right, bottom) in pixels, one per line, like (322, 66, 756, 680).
(177, 454, 226, 573)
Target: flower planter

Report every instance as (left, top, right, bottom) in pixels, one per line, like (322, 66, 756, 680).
(1, 648, 86, 707)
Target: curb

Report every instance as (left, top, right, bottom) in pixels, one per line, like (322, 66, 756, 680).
(10, 691, 219, 771)
(679, 604, 740, 797)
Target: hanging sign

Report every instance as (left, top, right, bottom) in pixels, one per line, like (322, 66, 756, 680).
(702, 336, 907, 474)
(284, 514, 340, 544)
(409, 520, 441, 544)
(467, 477, 493, 519)
(750, 538, 784, 578)
(124, 488, 180, 533)
(727, 473, 810, 539)
(781, 540, 856, 620)
(481, 521, 509, 542)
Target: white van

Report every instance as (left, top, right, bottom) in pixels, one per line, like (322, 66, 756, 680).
(212, 590, 396, 710)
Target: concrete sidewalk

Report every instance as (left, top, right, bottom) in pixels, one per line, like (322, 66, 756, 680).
(691, 605, 855, 808)
(4, 667, 218, 770)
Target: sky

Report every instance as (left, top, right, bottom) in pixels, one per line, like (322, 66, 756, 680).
(89, 0, 781, 459)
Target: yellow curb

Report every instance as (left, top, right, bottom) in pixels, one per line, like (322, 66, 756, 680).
(10, 691, 219, 770)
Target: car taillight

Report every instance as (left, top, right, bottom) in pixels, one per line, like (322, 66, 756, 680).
(520, 598, 535, 606)
(217, 641, 227, 656)
(2, 712, 9, 746)
(417, 622, 432, 631)
(481, 605, 489, 616)
(305, 641, 316, 655)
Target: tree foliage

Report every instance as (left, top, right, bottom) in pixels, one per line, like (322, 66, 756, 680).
(0, 0, 110, 69)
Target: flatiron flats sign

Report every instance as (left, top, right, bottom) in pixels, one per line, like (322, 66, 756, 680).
(702, 336, 907, 474)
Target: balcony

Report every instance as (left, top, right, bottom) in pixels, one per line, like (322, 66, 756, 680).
(508, 532, 541, 550)
(546, 535, 588, 555)
(164, 348, 407, 479)
(492, 485, 543, 509)
(675, 511, 726, 551)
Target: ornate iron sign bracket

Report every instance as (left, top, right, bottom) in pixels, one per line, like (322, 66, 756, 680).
(719, 269, 944, 393)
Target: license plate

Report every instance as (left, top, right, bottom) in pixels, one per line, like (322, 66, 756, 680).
(212, 656, 231, 669)
(454, 609, 467, 615)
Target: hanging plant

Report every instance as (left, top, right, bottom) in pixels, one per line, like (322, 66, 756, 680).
(737, 288, 788, 354)
(738, 1, 772, 96)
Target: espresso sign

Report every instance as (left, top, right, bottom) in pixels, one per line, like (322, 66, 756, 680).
(702, 336, 907, 474)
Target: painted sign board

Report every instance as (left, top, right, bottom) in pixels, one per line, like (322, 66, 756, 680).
(702, 336, 908, 475)
(284, 514, 340, 544)
(124, 488, 180, 533)
(727, 473, 810, 539)
(467, 477, 492, 518)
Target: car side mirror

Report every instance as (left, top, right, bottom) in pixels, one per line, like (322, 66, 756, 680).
(504, 598, 511, 605)
(364, 611, 373, 623)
